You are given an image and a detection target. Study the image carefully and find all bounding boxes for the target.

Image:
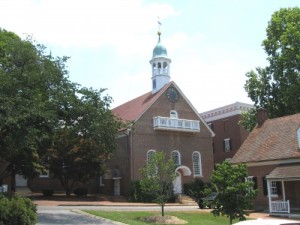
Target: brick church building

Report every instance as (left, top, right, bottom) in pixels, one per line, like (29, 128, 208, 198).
(13, 30, 214, 197)
(100, 31, 215, 197)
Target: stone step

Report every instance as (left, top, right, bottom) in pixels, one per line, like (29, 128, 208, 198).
(177, 194, 197, 206)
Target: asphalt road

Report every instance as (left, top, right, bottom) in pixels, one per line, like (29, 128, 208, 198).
(37, 205, 199, 225)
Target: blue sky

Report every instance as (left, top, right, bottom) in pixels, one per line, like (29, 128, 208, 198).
(1, 0, 299, 112)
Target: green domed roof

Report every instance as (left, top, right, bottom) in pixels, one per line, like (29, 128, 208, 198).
(152, 33, 168, 58)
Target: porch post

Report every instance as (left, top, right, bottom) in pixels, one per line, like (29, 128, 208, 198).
(267, 179, 272, 213)
(281, 180, 286, 201)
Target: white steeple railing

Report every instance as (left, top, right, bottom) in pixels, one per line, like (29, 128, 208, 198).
(153, 116, 200, 132)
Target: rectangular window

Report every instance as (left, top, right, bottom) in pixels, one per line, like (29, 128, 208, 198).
(263, 177, 281, 196)
(224, 138, 231, 152)
(270, 181, 278, 195)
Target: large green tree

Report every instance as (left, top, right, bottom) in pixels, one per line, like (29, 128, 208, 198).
(140, 151, 177, 217)
(210, 161, 257, 225)
(46, 87, 123, 196)
(243, 7, 300, 131)
(0, 28, 69, 191)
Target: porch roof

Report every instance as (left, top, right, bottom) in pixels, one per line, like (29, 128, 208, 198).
(266, 163, 300, 181)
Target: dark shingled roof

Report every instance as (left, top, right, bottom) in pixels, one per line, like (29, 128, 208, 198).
(231, 113, 300, 164)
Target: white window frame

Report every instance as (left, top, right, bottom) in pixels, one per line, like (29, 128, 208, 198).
(270, 181, 278, 196)
(171, 150, 181, 166)
(192, 151, 202, 177)
(170, 110, 178, 119)
(147, 150, 156, 163)
(224, 138, 231, 152)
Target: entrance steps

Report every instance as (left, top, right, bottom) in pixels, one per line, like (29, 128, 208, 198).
(177, 194, 198, 206)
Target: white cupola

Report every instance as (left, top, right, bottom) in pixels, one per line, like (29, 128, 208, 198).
(150, 31, 171, 93)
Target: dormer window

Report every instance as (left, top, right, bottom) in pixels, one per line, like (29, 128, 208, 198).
(170, 110, 178, 119)
(297, 127, 300, 149)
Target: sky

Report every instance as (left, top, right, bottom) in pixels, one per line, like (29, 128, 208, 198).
(1, 0, 299, 112)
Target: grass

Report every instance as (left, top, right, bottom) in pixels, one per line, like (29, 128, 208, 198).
(84, 210, 241, 225)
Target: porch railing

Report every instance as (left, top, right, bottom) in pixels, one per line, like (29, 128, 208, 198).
(270, 200, 290, 213)
(153, 116, 200, 132)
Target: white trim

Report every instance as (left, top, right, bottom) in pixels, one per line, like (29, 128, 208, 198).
(175, 165, 192, 176)
(192, 151, 202, 177)
(237, 158, 300, 167)
(200, 101, 254, 122)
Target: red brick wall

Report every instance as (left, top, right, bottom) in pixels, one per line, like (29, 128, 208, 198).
(131, 87, 214, 184)
(210, 114, 250, 164)
(248, 165, 280, 209)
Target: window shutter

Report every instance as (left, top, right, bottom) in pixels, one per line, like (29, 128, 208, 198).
(262, 177, 268, 196)
(229, 139, 232, 151)
(253, 177, 258, 189)
(223, 140, 225, 152)
(276, 182, 282, 195)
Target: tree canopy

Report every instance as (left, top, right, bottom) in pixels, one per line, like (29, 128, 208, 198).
(242, 7, 300, 131)
(47, 87, 123, 196)
(0, 28, 123, 193)
(0, 28, 69, 189)
(210, 161, 257, 225)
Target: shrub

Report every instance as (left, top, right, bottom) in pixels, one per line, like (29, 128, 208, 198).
(183, 178, 212, 208)
(129, 180, 176, 203)
(42, 189, 54, 197)
(0, 194, 37, 225)
(74, 187, 87, 196)
(129, 180, 155, 202)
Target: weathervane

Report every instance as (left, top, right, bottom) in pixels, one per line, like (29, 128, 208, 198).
(157, 17, 161, 37)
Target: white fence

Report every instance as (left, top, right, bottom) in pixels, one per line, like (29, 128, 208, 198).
(271, 200, 290, 213)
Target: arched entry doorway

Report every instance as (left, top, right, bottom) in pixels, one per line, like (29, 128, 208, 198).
(173, 166, 192, 194)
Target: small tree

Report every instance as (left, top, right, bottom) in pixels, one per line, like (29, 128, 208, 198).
(210, 160, 257, 225)
(140, 151, 177, 216)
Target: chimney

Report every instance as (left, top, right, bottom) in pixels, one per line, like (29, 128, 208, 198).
(257, 108, 268, 127)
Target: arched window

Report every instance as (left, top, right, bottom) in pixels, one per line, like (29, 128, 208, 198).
(297, 127, 300, 149)
(163, 62, 168, 73)
(147, 150, 156, 163)
(171, 150, 181, 166)
(192, 151, 202, 176)
(170, 110, 178, 118)
(147, 150, 156, 177)
(152, 63, 157, 75)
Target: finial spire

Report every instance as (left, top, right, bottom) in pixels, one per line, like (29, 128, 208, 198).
(157, 17, 161, 38)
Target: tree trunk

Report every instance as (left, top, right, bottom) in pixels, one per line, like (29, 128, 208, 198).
(11, 167, 16, 193)
(230, 215, 233, 225)
(161, 203, 165, 217)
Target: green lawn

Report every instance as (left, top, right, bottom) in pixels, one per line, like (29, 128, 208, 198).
(84, 210, 241, 225)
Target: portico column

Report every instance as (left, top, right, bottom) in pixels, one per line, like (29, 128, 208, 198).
(281, 180, 286, 201)
(267, 180, 272, 213)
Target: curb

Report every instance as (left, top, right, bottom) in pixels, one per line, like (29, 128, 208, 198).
(71, 209, 128, 225)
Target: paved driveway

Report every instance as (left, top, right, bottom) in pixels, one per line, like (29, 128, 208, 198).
(37, 208, 121, 225)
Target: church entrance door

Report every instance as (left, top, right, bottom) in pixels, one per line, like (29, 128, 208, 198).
(173, 172, 182, 194)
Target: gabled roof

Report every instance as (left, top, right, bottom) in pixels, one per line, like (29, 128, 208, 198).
(112, 82, 171, 122)
(231, 113, 300, 164)
(112, 81, 215, 137)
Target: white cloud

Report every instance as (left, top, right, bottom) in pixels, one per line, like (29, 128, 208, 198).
(0, 0, 180, 48)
